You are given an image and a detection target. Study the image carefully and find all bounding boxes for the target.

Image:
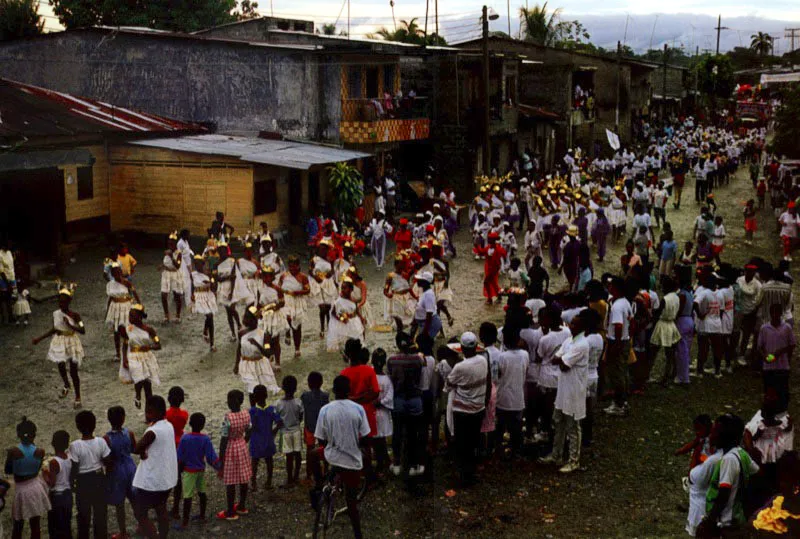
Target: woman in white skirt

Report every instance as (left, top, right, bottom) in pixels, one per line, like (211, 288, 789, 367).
(650, 275, 682, 385)
(345, 266, 373, 333)
(214, 242, 242, 341)
(333, 242, 355, 287)
(259, 235, 284, 274)
(118, 304, 162, 409)
(236, 242, 259, 307)
(160, 231, 184, 323)
(309, 241, 337, 338)
(177, 229, 194, 307)
(431, 243, 455, 327)
(383, 257, 416, 332)
(234, 307, 280, 398)
(326, 279, 365, 352)
(32, 287, 85, 407)
(191, 255, 218, 352)
(279, 255, 311, 358)
(256, 266, 288, 369)
(106, 263, 138, 361)
(610, 186, 627, 240)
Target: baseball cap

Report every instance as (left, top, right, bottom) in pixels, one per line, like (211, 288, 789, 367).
(415, 271, 434, 283)
(460, 332, 478, 349)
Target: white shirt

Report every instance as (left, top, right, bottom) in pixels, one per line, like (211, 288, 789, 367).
(717, 448, 760, 526)
(720, 286, 734, 335)
(586, 333, 604, 382)
(414, 288, 436, 321)
(133, 419, 178, 492)
(554, 333, 590, 420)
(712, 225, 726, 246)
(520, 327, 543, 383)
(69, 437, 111, 474)
(418, 355, 435, 392)
(315, 400, 371, 470)
(536, 327, 572, 389)
(745, 411, 794, 464)
(0, 249, 15, 282)
(524, 299, 546, 321)
(447, 355, 488, 414)
(695, 287, 722, 334)
(495, 349, 529, 411)
(779, 212, 799, 238)
(607, 297, 632, 341)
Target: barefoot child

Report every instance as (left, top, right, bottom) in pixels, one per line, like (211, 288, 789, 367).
(372, 349, 393, 473)
(218, 390, 251, 521)
(300, 372, 329, 481)
(70, 411, 111, 539)
(743, 199, 757, 245)
(44, 430, 71, 539)
(249, 385, 280, 491)
(103, 406, 136, 539)
(275, 376, 303, 486)
(674, 414, 713, 471)
(5, 417, 50, 539)
(176, 413, 219, 529)
(12, 281, 31, 325)
(165, 387, 188, 520)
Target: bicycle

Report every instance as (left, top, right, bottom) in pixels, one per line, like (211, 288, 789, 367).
(311, 467, 368, 539)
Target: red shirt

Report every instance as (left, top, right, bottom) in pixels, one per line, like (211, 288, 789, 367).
(394, 229, 413, 252)
(166, 407, 189, 447)
(340, 365, 380, 437)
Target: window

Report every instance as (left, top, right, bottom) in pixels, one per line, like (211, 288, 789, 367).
(77, 166, 93, 200)
(347, 66, 362, 98)
(365, 67, 379, 98)
(383, 65, 395, 95)
(254, 179, 277, 215)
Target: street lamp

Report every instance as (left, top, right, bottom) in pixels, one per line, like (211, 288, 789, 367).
(482, 6, 499, 175)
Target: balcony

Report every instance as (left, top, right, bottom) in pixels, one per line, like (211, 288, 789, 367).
(570, 107, 596, 127)
(340, 97, 430, 144)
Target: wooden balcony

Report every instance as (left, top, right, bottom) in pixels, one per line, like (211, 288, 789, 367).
(340, 97, 430, 144)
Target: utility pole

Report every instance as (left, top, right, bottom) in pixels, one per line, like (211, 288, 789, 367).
(714, 15, 728, 55)
(662, 43, 668, 123)
(507, 0, 511, 36)
(786, 27, 800, 53)
(615, 40, 621, 128)
(435, 0, 439, 38)
(424, 0, 429, 42)
(347, 0, 350, 40)
(482, 6, 491, 175)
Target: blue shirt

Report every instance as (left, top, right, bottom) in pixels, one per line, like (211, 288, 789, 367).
(176, 433, 219, 473)
(660, 240, 677, 262)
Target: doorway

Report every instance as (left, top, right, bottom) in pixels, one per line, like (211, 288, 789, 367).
(288, 170, 302, 226)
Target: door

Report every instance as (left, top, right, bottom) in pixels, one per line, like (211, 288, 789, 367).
(308, 171, 320, 213)
(288, 170, 302, 226)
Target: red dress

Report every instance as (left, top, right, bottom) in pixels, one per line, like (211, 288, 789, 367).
(394, 229, 412, 252)
(165, 407, 188, 447)
(340, 365, 380, 437)
(474, 244, 506, 299)
(222, 410, 252, 485)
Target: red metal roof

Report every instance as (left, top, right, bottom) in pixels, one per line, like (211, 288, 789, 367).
(0, 78, 204, 141)
(518, 103, 561, 121)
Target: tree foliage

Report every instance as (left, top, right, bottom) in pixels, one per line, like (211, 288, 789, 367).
(750, 32, 773, 57)
(367, 18, 446, 45)
(50, 0, 241, 32)
(233, 0, 259, 20)
(696, 54, 734, 100)
(0, 0, 43, 41)
(327, 162, 363, 220)
(772, 85, 800, 159)
(519, 2, 559, 46)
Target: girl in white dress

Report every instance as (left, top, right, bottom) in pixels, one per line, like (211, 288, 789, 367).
(383, 257, 416, 331)
(235, 243, 259, 308)
(333, 243, 355, 287)
(256, 266, 288, 369)
(106, 263, 139, 361)
(13, 282, 31, 325)
(118, 304, 162, 410)
(259, 236, 284, 274)
(278, 255, 311, 358)
(234, 308, 280, 397)
(372, 349, 393, 472)
(214, 243, 242, 341)
(345, 266, 373, 333)
(309, 242, 337, 338)
(191, 256, 218, 352)
(365, 210, 393, 269)
(32, 287, 85, 408)
(160, 232, 184, 323)
(176, 229, 194, 307)
(650, 276, 682, 385)
(326, 279, 365, 352)
(431, 244, 455, 327)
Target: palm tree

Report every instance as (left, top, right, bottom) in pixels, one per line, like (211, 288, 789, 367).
(368, 18, 424, 44)
(519, 2, 561, 45)
(320, 23, 337, 35)
(750, 32, 774, 56)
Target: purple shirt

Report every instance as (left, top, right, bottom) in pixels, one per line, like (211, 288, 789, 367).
(176, 433, 220, 473)
(757, 322, 795, 371)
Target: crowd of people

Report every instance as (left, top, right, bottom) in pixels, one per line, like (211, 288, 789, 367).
(2, 116, 800, 538)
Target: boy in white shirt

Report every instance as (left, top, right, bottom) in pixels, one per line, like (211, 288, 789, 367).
(494, 326, 529, 459)
(538, 309, 591, 473)
(535, 306, 572, 442)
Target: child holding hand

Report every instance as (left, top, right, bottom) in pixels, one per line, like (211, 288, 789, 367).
(176, 412, 219, 529)
(249, 385, 280, 491)
(218, 390, 251, 521)
(674, 414, 713, 471)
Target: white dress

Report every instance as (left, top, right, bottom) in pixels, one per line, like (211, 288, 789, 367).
(309, 256, 337, 306)
(233, 258, 258, 306)
(326, 296, 365, 352)
(384, 272, 415, 326)
(257, 282, 289, 336)
(216, 258, 237, 308)
(650, 292, 681, 347)
(47, 310, 85, 365)
(105, 280, 133, 330)
(160, 250, 183, 295)
(280, 272, 308, 330)
(238, 328, 280, 394)
(333, 258, 352, 287)
(351, 284, 373, 331)
(176, 238, 194, 306)
(432, 259, 454, 305)
(119, 325, 160, 385)
(260, 252, 284, 274)
(375, 374, 394, 438)
(13, 289, 31, 316)
(191, 271, 217, 315)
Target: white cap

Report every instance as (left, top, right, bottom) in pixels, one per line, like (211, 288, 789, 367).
(520, 178, 528, 184)
(433, 203, 441, 208)
(415, 271, 434, 283)
(460, 331, 478, 348)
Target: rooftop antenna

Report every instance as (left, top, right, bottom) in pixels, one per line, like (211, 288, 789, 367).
(390, 0, 396, 31)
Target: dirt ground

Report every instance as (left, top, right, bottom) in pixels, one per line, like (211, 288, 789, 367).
(1, 165, 796, 538)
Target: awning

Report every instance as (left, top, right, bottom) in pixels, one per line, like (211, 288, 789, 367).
(0, 148, 95, 172)
(760, 72, 800, 86)
(518, 104, 560, 121)
(131, 134, 371, 170)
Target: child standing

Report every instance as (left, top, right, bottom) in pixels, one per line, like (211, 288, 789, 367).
(301, 372, 329, 481)
(249, 385, 280, 491)
(44, 430, 72, 539)
(372, 349, 394, 473)
(218, 390, 252, 521)
(674, 414, 713, 471)
(5, 417, 50, 539)
(711, 215, 726, 261)
(757, 178, 767, 209)
(70, 410, 111, 539)
(506, 257, 529, 289)
(116, 243, 137, 281)
(103, 406, 136, 539)
(743, 199, 757, 245)
(176, 412, 219, 529)
(276, 376, 304, 486)
(13, 281, 31, 325)
(165, 386, 188, 520)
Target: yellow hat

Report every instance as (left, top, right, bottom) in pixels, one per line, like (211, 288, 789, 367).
(261, 265, 276, 274)
(244, 242, 253, 249)
(168, 230, 178, 240)
(567, 225, 579, 237)
(193, 254, 204, 261)
(247, 305, 259, 316)
(58, 287, 73, 297)
(131, 303, 145, 313)
(217, 241, 228, 247)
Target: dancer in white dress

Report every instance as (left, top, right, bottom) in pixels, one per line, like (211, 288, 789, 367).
(326, 279, 365, 352)
(214, 243, 242, 341)
(333, 243, 355, 287)
(118, 304, 162, 410)
(346, 266, 373, 333)
(235, 242, 259, 307)
(365, 210, 393, 269)
(235, 307, 280, 396)
(431, 243, 455, 327)
(191, 256, 218, 352)
(12, 284, 31, 325)
(32, 287, 85, 408)
(256, 266, 288, 369)
(106, 263, 139, 361)
(160, 232, 184, 323)
(309, 242, 337, 338)
(177, 229, 194, 307)
(259, 235, 284, 274)
(279, 255, 311, 358)
(383, 257, 416, 331)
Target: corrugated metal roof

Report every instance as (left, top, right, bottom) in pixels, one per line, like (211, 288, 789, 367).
(0, 78, 205, 140)
(131, 134, 370, 170)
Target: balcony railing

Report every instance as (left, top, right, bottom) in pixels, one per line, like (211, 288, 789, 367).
(340, 97, 430, 144)
(341, 97, 429, 122)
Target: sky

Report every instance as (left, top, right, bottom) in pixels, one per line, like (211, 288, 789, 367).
(37, 0, 800, 53)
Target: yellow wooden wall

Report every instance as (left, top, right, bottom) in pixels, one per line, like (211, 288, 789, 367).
(108, 146, 255, 235)
(62, 145, 110, 223)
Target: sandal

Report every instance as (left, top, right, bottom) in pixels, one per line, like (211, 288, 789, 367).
(216, 510, 238, 521)
(73, 400, 82, 409)
(59, 387, 70, 399)
(233, 503, 249, 515)
(134, 398, 142, 409)
(294, 350, 301, 359)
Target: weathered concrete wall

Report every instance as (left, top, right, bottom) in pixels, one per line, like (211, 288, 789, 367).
(0, 30, 339, 140)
